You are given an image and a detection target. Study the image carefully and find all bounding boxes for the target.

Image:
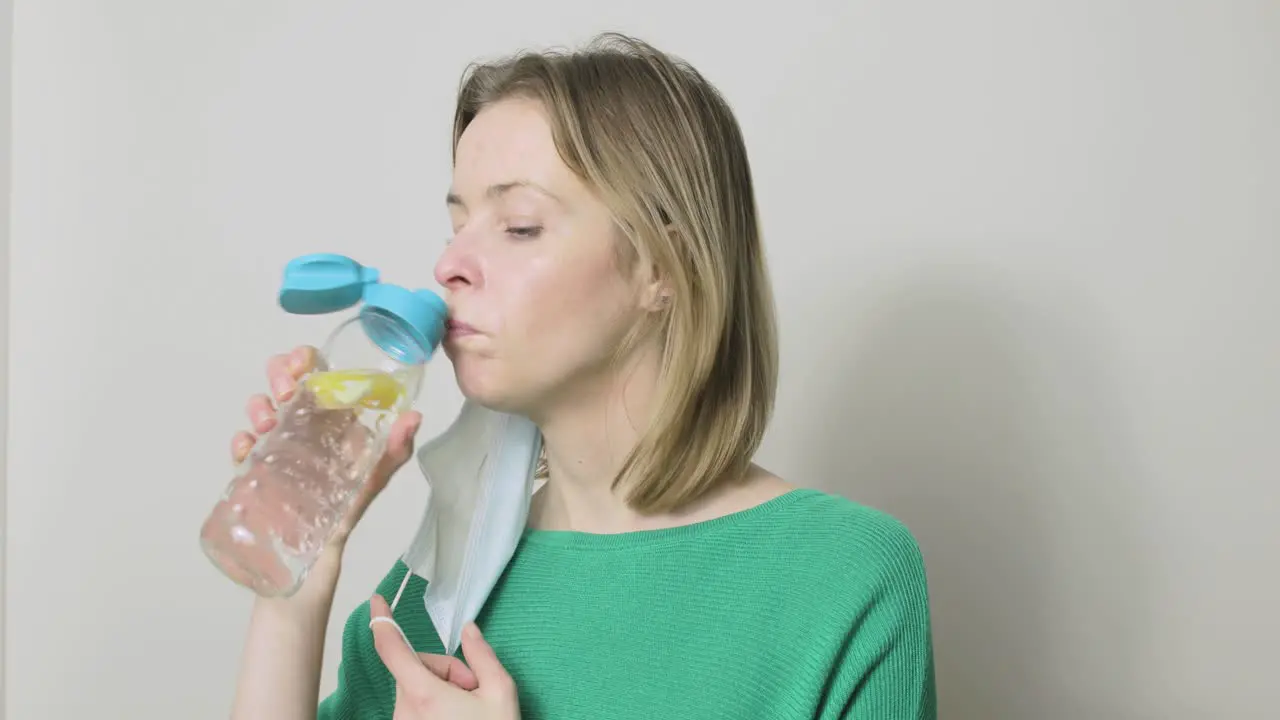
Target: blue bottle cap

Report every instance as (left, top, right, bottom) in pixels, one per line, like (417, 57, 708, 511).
(278, 253, 381, 314)
(278, 253, 448, 364)
(360, 285, 448, 364)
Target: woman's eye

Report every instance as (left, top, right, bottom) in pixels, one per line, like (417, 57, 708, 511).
(507, 225, 544, 238)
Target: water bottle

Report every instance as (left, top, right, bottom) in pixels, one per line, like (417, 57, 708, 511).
(200, 253, 448, 597)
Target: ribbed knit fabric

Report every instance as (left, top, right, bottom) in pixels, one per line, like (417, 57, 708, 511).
(318, 489, 936, 719)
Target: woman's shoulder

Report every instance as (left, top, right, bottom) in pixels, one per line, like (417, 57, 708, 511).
(729, 473, 929, 596)
(744, 483, 936, 717)
(732, 469, 924, 559)
(778, 488, 923, 559)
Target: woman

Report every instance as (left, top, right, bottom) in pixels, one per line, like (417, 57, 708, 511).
(229, 33, 936, 720)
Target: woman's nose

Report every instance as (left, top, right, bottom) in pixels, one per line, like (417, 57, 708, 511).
(434, 238, 480, 291)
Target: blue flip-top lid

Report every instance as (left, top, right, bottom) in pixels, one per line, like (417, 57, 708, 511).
(278, 253, 447, 363)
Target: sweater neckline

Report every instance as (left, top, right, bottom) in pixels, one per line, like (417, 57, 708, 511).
(518, 488, 821, 551)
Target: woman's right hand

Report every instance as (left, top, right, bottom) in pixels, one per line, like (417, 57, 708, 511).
(230, 345, 423, 567)
(227, 345, 422, 719)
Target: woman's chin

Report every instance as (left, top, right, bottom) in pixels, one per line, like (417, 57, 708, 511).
(453, 366, 516, 412)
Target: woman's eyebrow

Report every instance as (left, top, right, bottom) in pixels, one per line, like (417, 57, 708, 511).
(446, 180, 563, 208)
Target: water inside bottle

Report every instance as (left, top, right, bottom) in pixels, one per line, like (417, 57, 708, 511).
(200, 369, 412, 596)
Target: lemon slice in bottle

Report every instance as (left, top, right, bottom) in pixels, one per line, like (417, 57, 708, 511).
(302, 370, 405, 410)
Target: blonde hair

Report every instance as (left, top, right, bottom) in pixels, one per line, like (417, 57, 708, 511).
(452, 33, 778, 514)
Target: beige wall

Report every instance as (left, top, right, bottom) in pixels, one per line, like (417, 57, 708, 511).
(0, 0, 11, 710)
(5, 2, 1278, 718)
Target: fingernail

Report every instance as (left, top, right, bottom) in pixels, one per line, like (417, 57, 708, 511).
(253, 406, 275, 427)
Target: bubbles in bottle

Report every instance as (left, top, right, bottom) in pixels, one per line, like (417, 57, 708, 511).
(200, 368, 407, 597)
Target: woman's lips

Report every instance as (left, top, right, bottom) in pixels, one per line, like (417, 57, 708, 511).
(446, 320, 479, 338)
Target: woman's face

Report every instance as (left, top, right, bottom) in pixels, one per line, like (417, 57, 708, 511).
(436, 98, 647, 415)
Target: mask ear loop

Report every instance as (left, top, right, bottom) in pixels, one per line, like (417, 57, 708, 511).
(368, 615, 413, 649)
(390, 569, 413, 613)
(367, 570, 417, 649)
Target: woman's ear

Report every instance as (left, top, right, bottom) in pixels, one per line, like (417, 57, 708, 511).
(642, 286, 673, 312)
(639, 267, 673, 312)
(632, 222, 677, 312)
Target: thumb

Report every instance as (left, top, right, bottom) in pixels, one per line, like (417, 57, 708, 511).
(368, 595, 432, 685)
(335, 411, 423, 542)
(384, 410, 423, 466)
(460, 623, 515, 695)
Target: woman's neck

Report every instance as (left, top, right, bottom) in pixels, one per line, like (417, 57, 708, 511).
(529, 351, 661, 534)
(524, 344, 792, 534)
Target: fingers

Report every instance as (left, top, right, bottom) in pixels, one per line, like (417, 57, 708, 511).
(361, 412, 423, 499)
(460, 622, 516, 696)
(245, 394, 277, 433)
(230, 431, 256, 464)
(368, 595, 438, 687)
(266, 355, 293, 401)
(418, 653, 479, 691)
(230, 346, 320, 466)
(290, 345, 320, 375)
(235, 389, 280, 464)
(338, 411, 423, 540)
(384, 411, 423, 466)
(267, 346, 319, 400)
(368, 598, 514, 712)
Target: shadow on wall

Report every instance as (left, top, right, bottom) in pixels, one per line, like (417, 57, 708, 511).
(808, 263, 1152, 720)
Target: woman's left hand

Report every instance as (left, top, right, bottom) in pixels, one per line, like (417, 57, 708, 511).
(370, 595, 521, 719)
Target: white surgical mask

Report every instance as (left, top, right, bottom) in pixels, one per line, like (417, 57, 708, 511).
(387, 399, 542, 655)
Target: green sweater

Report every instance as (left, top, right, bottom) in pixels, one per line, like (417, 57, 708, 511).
(318, 489, 937, 719)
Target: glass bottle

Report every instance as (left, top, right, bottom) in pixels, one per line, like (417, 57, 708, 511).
(200, 253, 447, 597)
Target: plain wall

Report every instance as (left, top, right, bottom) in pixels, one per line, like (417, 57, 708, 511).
(6, 2, 1279, 718)
(0, 0, 11, 710)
